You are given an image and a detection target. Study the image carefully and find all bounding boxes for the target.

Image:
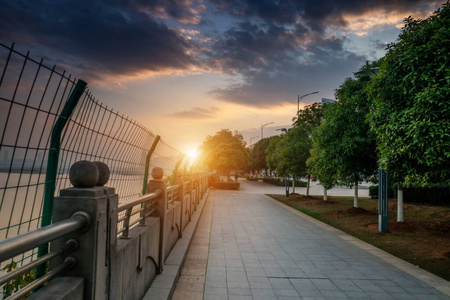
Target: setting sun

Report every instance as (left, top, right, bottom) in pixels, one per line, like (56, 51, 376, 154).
(187, 148, 198, 161)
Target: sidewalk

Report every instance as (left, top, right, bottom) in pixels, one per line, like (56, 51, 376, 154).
(171, 180, 449, 300)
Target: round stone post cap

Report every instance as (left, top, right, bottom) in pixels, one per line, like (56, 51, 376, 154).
(93, 161, 110, 186)
(69, 161, 99, 188)
(151, 167, 164, 180)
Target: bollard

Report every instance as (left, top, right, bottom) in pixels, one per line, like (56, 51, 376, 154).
(49, 161, 117, 300)
(146, 167, 167, 273)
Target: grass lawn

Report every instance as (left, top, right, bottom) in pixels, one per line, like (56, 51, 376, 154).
(268, 194, 450, 281)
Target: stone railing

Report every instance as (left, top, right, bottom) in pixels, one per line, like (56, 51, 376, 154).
(0, 161, 211, 300)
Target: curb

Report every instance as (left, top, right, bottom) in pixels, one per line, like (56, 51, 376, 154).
(143, 188, 211, 300)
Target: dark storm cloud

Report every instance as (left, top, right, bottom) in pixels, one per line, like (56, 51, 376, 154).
(125, 0, 206, 24)
(207, 19, 365, 106)
(0, 0, 199, 79)
(206, 0, 433, 107)
(169, 107, 219, 119)
(211, 0, 428, 32)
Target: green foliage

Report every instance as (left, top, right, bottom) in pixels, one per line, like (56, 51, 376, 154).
(367, 3, 450, 185)
(262, 177, 307, 187)
(213, 181, 240, 190)
(249, 137, 275, 171)
(266, 103, 323, 179)
(369, 186, 378, 198)
(404, 185, 450, 205)
(368, 185, 395, 199)
(199, 129, 248, 175)
(2, 261, 34, 299)
(308, 64, 378, 189)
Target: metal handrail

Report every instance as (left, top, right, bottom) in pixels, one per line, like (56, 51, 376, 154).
(166, 184, 181, 193)
(118, 190, 162, 238)
(7, 257, 76, 300)
(0, 212, 90, 263)
(117, 190, 161, 212)
(0, 240, 77, 287)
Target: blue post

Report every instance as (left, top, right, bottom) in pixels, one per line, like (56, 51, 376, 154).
(378, 169, 388, 233)
(285, 176, 289, 197)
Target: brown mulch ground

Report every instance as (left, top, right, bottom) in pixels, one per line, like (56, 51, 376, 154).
(329, 207, 376, 216)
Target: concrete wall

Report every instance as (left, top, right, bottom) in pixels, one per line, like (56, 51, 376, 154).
(164, 201, 181, 261)
(114, 217, 160, 300)
(30, 171, 210, 300)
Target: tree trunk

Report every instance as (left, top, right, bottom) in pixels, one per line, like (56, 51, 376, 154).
(323, 187, 327, 201)
(292, 176, 295, 194)
(306, 175, 310, 196)
(397, 183, 404, 222)
(354, 179, 359, 208)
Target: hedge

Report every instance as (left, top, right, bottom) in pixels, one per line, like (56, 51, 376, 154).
(213, 182, 240, 190)
(262, 178, 307, 187)
(369, 185, 449, 205)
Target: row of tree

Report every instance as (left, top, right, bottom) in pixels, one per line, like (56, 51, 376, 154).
(198, 3, 449, 222)
(250, 3, 450, 220)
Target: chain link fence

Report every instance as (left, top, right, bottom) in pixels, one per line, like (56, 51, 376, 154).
(0, 43, 184, 290)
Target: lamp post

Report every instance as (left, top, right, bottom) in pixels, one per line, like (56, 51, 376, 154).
(249, 135, 259, 147)
(261, 122, 274, 139)
(297, 91, 319, 116)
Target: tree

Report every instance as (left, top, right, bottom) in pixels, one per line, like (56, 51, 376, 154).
(295, 102, 324, 196)
(199, 129, 248, 177)
(308, 63, 379, 207)
(265, 102, 323, 196)
(367, 3, 450, 185)
(250, 137, 275, 176)
(367, 3, 450, 217)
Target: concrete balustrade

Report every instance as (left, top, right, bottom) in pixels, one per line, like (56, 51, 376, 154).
(31, 162, 211, 300)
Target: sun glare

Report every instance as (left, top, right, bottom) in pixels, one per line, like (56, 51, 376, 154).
(187, 148, 198, 161)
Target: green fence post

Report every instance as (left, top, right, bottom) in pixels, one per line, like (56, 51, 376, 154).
(35, 79, 87, 280)
(170, 154, 185, 186)
(142, 135, 161, 195)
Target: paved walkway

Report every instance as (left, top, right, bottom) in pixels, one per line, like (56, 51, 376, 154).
(172, 180, 449, 300)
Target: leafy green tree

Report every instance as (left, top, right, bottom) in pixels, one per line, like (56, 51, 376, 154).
(294, 102, 324, 195)
(249, 137, 275, 175)
(199, 129, 248, 178)
(367, 3, 450, 188)
(265, 103, 323, 195)
(308, 63, 378, 207)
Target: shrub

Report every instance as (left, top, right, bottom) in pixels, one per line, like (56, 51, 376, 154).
(403, 185, 449, 205)
(368, 185, 395, 198)
(213, 182, 240, 190)
(262, 178, 307, 187)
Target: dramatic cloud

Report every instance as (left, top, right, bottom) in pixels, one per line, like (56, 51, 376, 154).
(169, 107, 219, 119)
(0, 0, 200, 80)
(0, 0, 440, 108)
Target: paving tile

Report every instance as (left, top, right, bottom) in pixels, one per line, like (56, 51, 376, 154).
(269, 278, 294, 289)
(172, 289, 204, 300)
(169, 186, 450, 300)
(204, 286, 228, 295)
(228, 287, 252, 296)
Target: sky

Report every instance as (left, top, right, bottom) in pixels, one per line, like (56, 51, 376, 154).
(0, 0, 442, 153)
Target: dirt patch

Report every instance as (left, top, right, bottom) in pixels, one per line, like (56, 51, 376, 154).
(432, 211, 450, 219)
(330, 207, 376, 216)
(388, 222, 423, 233)
(287, 195, 317, 201)
(423, 221, 450, 237)
(304, 200, 339, 206)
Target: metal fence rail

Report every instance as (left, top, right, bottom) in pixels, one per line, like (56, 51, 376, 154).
(0, 43, 185, 297)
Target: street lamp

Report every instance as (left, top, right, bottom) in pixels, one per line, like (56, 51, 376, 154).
(249, 135, 259, 147)
(261, 122, 274, 139)
(297, 91, 319, 116)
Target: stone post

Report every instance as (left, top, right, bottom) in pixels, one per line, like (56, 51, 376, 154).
(49, 161, 117, 300)
(146, 167, 167, 273)
(173, 172, 184, 238)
